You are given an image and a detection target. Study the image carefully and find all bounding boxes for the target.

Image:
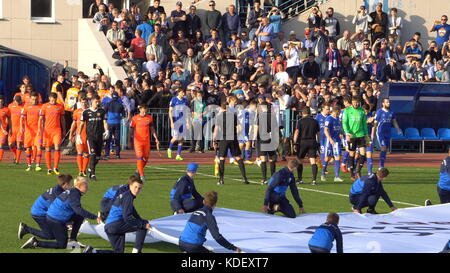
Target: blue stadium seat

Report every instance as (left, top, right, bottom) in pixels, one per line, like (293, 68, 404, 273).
(404, 128, 423, 140)
(391, 127, 406, 139)
(421, 128, 439, 140)
(438, 128, 450, 140)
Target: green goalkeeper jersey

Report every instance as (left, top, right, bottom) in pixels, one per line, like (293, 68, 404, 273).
(342, 106, 368, 138)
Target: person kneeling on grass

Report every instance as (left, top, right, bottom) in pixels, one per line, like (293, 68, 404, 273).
(98, 175, 140, 222)
(18, 174, 73, 243)
(170, 163, 204, 214)
(308, 212, 343, 253)
(262, 158, 306, 218)
(84, 176, 151, 253)
(349, 168, 397, 214)
(21, 177, 101, 250)
(178, 191, 242, 253)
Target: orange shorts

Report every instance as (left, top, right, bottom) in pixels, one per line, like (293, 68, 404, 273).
(8, 130, 23, 144)
(134, 141, 150, 160)
(24, 131, 41, 148)
(43, 131, 62, 147)
(0, 132, 6, 144)
(76, 137, 88, 154)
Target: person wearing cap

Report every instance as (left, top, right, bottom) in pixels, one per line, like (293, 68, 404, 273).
(170, 1, 187, 39)
(103, 91, 126, 159)
(170, 163, 204, 214)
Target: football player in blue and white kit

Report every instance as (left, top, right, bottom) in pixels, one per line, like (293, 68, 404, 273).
(323, 106, 344, 182)
(168, 89, 190, 161)
(371, 98, 402, 169)
(315, 104, 331, 176)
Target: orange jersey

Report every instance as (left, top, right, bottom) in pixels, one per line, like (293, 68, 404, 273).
(130, 114, 154, 143)
(73, 108, 87, 140)
(0, 106, 10, 131)
(97, 89, 110, 102)
(8, 103, 24, 132)
(14, 92, 43, 106)
(22, 104, 42, 133)
(40, 103, 64, 132)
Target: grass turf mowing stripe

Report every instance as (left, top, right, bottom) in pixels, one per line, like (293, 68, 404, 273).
(148, 166, 421, 208)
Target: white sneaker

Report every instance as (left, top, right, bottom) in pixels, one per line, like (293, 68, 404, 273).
(66, 240, 86, 249)
(334, 177, 344, 182)
(320, 175, 327, 182)
(229, 158, 235, 164)
(255, 160, 261, 167)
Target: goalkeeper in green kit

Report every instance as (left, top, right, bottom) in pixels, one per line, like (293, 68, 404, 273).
(342, 96, 370, 180)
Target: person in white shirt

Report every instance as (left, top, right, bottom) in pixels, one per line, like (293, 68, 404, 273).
(388, 8, 403, 44)
(274, 63, 289, 85)
(284, 42, 300, 82)
(352, 5, 372, 34)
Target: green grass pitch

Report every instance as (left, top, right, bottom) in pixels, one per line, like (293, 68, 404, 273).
(0, 162, 441, 253)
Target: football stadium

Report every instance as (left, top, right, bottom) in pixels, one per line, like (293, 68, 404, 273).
(0, 0, 450, 259)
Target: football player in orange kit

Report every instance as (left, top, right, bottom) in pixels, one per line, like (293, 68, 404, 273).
(70, 95, 89, 177)
(39, 93, 65, 175)
(21, 92, 43, 171)
(8, 95, 24, 164)
(0, 96, 12, 162)
(130, 104, 160, 182)
(15, 84, 43, 106)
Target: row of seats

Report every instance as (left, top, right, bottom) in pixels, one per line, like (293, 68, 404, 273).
(391, 128, 450, 140)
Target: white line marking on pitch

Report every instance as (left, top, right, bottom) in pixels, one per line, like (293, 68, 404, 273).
(147, 166, 421, 207)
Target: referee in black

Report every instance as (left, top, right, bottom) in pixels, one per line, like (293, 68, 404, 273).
(213, 101, 249, 185)
(78, 95, 108, 181)
(253, 102, 279, 185)
(293, 107, 320, 185)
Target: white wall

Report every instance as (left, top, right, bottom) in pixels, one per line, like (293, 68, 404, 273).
(78, 19, 127, 83)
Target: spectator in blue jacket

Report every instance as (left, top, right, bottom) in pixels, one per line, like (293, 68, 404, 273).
(308, 213, 343, 253)
(104, 92, 125, 159)
(21, 177, 100, 250)
(18, 175, 73, 242)
(179, 191, 242, 253)
(262, 159, 305, 218)
(349, 168, 397, 214)
(170, 163, 204, 214)
(136, 13, 154, 45)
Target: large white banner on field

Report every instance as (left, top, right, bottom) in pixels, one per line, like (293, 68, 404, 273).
(80, 204, 450, 253)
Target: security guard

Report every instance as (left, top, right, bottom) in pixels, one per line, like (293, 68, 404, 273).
(262, 159, 305, 218)
(349, 168, 397, 214)
(170, 163, 204, 214)
(179, 191, 242, 253)
(21, 177, 100, 249)
(308, 213, 343, 253)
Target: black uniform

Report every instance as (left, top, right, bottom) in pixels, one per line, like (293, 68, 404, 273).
(81, 108, 106, 176)
(215, 109, 248, 184)
(255, 109, 279, 182)
(295, 116, 320, 183)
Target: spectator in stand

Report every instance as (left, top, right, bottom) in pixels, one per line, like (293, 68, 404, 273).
(369, 3, 388, 43)
(308, 6, 323, 30)
(130, 29, 147, 66)
(268, 7, 285, 36)
(430, 15, 450, 48)
(403, 39, 423, 60)
(144, 54, 161, 81)
(222, 5, 241, 43)
(149, 24, 170, 56)
(384, 58, 402, 82)
(352, 5, 372, 35)
(302, 53, 321, 79)
(256, 17, 274, 48)
(171, 63, 191, 89)
(322, 7, 340, 42)
(272, 31, 287, 54)
(171, 2, 187, 39)
(147, 0, 165, 15)
(388, 8, 403, 44)
(206, 1, 222, 39)
(247, 1, 265, 42)
(325, 40, 342, 78)
(136, 14, 154, 45)
(93, 4, 112, 33)
(89, 0, 107, 18)
(186, 5, 202, 39)
(337, 30, 351, 55)
(146, 35, 165, 66)
(107, 21, 126, 48)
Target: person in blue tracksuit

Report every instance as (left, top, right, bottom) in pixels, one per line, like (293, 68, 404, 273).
(178, 191, 242, 253)
(170, 163, 204, 214)
(99, 175, 137, 221)
(104, 92, 125, 159)
(18, 174, 73, 241)
(349, 168, 397, 214)
(262, 159, 305, 218)
(21, 177, 100, 249)
(103, 177, 150, 253)
(308, 213, 343, 253)
(437, 147, 450, 204)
